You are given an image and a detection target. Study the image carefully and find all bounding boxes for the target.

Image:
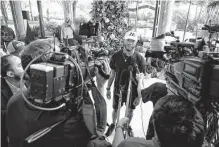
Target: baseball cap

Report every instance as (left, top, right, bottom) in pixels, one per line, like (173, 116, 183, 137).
(7, 40, 25, 55)
(124, 31, 138, 42)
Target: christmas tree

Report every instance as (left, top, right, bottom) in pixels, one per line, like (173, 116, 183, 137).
(90, 0, 131, 51)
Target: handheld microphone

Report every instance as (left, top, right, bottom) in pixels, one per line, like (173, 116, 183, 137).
(129, 57, 139, 73)
(134, 63, 140, 74)
(128, 65, 133, 71)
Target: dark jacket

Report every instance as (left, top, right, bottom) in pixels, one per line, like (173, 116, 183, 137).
(1, 77, 13, 110)
(6, 90, 92, 147)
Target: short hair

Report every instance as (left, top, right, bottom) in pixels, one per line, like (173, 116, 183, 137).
(214, 139, 219, 147)
(21, 39, 53, 69)
(152, 95, 205, 147)
(1, 54, 14, 77)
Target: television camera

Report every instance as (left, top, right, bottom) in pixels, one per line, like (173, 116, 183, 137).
(21, 51, 96, 112)
(60, 42, 110, 80)
(202, 24, 219, 33)
(21, 37, 110, 112)
(165, 52, 219, 144)
(202, 24, 219, 52)
(164, 36, 207, 60)
(165, 24, 219, 59)
(79, 21, 101, 38)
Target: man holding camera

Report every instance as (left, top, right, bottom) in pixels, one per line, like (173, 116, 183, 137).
(6, 40, 93, 147)
(6, 39, 112, 147)
(106, 31, 146, 137)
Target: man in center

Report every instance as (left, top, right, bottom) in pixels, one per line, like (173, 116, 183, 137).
(106, 31, 146, 136)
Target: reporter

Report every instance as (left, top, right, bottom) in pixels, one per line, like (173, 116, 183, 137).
(136, 73, 167, 105)
(114, 95, 205, 147)
(91, 59, 110, 135)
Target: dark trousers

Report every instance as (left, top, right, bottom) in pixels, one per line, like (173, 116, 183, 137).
(91, 86, 107, 134)
(146, 116, 154, 140)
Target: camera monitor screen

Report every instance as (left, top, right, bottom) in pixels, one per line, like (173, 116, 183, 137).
(184, 64, 197, 75)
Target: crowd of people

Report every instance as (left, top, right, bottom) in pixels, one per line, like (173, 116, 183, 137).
(1, 16, 218, 147)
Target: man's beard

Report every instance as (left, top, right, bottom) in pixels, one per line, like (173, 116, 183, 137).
(14, 74, 21, 80)
(125, 44, 135, 51)
(14, 73, 29, 81)
(126, 47, 133, 51)
(125, 46, 135, 53)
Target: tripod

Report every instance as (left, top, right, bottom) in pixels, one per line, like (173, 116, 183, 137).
(115, 66, 135, 139)
(106, 66, 136, 137)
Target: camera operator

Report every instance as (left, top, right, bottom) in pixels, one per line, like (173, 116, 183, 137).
(6, 40, 93, 147)
(1, 53, 27, 147)
(113, 93, 205, 147)
(106, 31, 146, 137)
(1, 54, 26, 95)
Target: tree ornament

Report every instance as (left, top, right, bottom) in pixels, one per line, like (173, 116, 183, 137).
(110, 34, 115, 39)
(91, 1, 129, 50)
(110, 5, 114, 9)
(99, 36, 105, 42)
(105, 17, 110, 23)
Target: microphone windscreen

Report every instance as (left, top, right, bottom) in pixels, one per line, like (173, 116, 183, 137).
(134, 63, 138, 68)
(133, 63, 140, 73)
(128, 65, 133, 71)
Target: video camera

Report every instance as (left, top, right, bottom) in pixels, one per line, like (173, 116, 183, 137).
(165, 52, 219, 104)
(60, 44, 110, 80)
(21, 34, 110, 109)
(79, 21, 101, 38)
(29, 52, 93, 102)
(28, 43, 110, 105)
(165, 52, 219, 143)
(202, 24, 219, 33)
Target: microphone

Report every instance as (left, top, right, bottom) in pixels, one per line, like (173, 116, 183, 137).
(129, 57, 139, 73)
(128, 65, 133, 71)
(133, 63, 140, 74)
